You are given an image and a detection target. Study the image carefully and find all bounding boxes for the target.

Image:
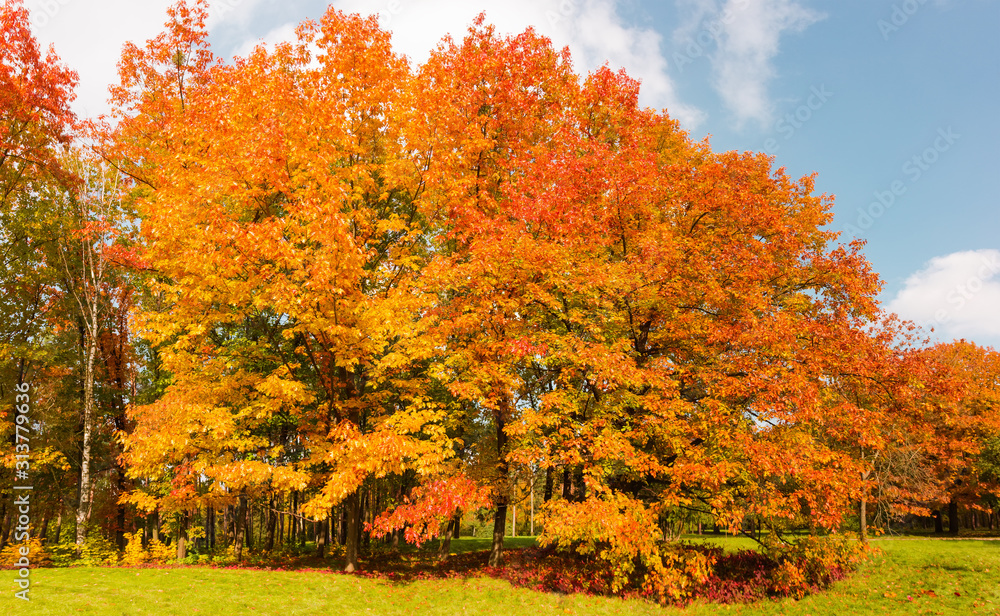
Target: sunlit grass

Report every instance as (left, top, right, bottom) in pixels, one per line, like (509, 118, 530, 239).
(3, 536, 999, 615)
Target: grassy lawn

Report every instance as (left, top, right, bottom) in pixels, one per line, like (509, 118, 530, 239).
(3, 536, 999, 615)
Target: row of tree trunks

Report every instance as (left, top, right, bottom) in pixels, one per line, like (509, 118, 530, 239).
(35, 479, 1000, 557)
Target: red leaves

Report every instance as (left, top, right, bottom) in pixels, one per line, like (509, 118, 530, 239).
(368, 475, 491, 546)
(1, 0, 77, 180)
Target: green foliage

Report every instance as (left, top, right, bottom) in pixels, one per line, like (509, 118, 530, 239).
(45, 542, 78, 567)
(78, 532, 119, 567)
(45, 532, 129, 568)
(43, 534, 119, 569)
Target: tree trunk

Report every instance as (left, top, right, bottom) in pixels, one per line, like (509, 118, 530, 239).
(53, 509, 63, 545)
(344, 491, 361, 572)
(489, 395, 510, 567)
(39, 513, 50, 544)
(208, 507, 215, 551)
(266, 496, 277, 552)
(359, 489, 368, 550)
(151, 509, 161, 543)
(0, 505, 9, 549)
(859, 467, 870, 542)
(330, 511, 337, 548)
(289, 492, 297, 545)
(438, 518, 455, 563)
(488, 501, 507, 567)
(115, 491, 127, 552)
(246, 502, 254, 549)
(277, 503, 284, 548)
(948, 499, 959, 536)
(112, 406, 131, 553)
(315, 518, 327, 558)
(235, 496, 246, 560)
(337, 503, 347, 547)
(176, 511, 189, 559)
(75, 328, 98, 556)
(301, 497, 309, 547)
(571, 465, 585, 502)
(933, 509, 943, 534)
(859, 497, 868, 542)
(543, 467, 553, 502)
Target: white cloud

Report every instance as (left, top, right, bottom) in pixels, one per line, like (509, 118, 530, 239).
(322, 0, 704, 127)
(23, 0, 284, 119)
(673, 0, 823, 128)
(26, 0, 176, 119)
(230, 22, 298, 59)
(206, 0, 267, 29)
(24, 0, 699, 126)
(672, 0, 719, 45)
(887, 250, 1000, 346)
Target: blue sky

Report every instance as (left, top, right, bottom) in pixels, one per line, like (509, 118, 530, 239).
(26, 0, 1000, 348)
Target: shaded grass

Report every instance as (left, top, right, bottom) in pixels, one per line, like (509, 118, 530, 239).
(3, 536, 1000, 615)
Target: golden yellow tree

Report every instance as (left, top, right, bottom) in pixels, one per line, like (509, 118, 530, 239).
(113, 2, 453, 571)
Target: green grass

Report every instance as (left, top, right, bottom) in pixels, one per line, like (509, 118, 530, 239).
(3, 537, 999, 615)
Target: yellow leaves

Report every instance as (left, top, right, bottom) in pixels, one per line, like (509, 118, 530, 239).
(317, 416, 455, 486)
(121, 490, 161, 514)
(253, 366, 315, 409)
(207, 460, 309, 493)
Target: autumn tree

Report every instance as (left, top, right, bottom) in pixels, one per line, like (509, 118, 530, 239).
(905, 341, 1000, 533)
(406, 20, 922, 599)
(834, 337, 1000, 538)
(402, 19, 894, 592)
(408, 16, 588, 566)
(112, 2, 456, 571)
(0, 0, 77, 387)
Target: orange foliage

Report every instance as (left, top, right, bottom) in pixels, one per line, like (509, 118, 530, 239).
(105, 1, 1000, 579)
